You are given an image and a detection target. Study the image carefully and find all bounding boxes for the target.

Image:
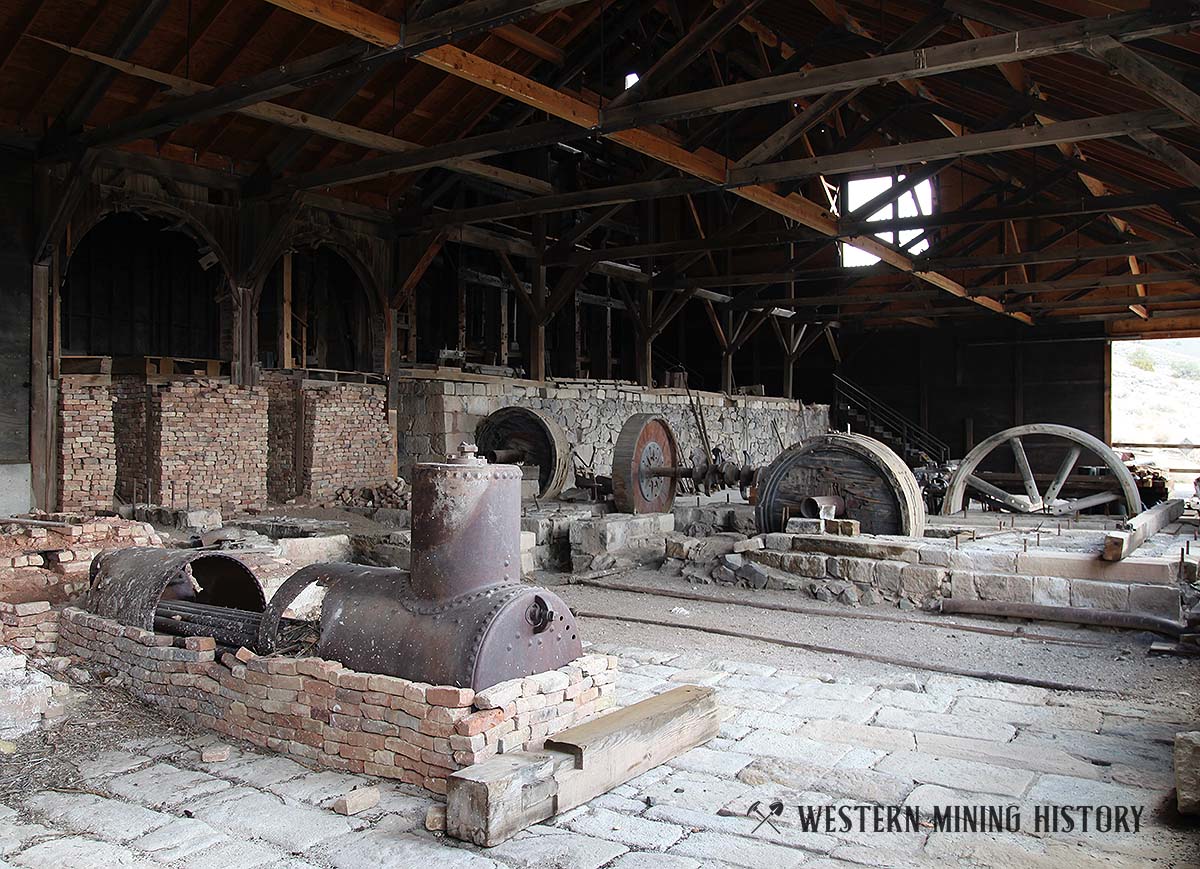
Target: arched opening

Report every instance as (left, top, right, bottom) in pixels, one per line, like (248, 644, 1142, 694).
(61, 213, 224, 361)
(257, 245, 379, 373)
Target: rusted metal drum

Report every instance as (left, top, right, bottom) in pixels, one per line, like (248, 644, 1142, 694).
(612, 414, 680, 514)
(88, 547, 265, 631)
(475, 406, 571, 499)
(755, 432, 926, 536)
(409, 445, 522, 598)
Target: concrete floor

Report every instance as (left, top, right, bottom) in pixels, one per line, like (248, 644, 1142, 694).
(2, 570, 1198, 868)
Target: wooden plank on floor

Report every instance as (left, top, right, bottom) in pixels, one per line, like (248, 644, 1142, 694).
(1103, 498, 1186, 561)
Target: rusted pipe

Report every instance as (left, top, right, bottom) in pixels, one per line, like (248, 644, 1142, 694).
(938, 597, 1184, 637)
(799, 495, 845, 519)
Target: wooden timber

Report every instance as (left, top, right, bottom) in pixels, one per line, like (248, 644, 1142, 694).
(1103, 499, 1186, 562)
(446, 685, 721, 847)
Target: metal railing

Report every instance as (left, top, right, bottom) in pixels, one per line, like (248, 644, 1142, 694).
(832, 374, 950, 464)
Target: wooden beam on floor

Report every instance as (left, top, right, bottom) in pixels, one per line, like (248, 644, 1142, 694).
(1103, 499, 1185, 561)
(446, 686, 720, 847)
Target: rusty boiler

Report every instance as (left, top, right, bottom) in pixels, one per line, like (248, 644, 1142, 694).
(263, 444, 583, 691)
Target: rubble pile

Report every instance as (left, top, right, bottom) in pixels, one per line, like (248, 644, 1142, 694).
(334, 477, 411, 509)
(0, 516, 162, 604)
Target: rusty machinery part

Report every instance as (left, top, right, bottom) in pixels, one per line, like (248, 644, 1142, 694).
(261, 444, 584, 690)
(755, 433, 926, 537)
(409, 443, 523, 599)
(474, 406, 571, 499)
(88, 547, 265, 632)
(612, 414, 681, 514)
(940, 424, 1143, 517)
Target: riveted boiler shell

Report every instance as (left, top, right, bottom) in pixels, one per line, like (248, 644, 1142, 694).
(410, 460, 523, 598)
(315, 566, 582, 690)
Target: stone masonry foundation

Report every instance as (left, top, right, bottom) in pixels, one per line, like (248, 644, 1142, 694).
(55, 607, 618, 796)
(394, 371, 828, 475)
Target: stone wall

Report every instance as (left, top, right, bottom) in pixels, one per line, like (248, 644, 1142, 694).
(148, 380, 268, 510)
(302, 383, 390, 502)
(740, 531, 1186, 619)
(55, 606, 617, 796)
(395, 372, 829, 476)
(56, 380, 116, 513)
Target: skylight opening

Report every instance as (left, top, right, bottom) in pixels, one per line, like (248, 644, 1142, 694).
(840, 173, 934, 267)
(624, 72, 640, 90)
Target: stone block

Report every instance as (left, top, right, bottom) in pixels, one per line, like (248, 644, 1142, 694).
(785, 518, 823, 534)
(1128, 584, 1182, 620)
(973, 573, 1033, 603)
(949, 571, 977, 600)
(1069, 579, 1130, 610)
(899, 565, 945, 600)
(874, 561, 905, 593)
(333, 786, 380, 815)
(1015, 551, 1177, 584)
(1176, 731, 1200, 815)
(830, 556, 874, 584)
(1032, 575, 1070, 606)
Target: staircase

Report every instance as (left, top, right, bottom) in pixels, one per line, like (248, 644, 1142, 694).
(832, 374, 950, 466)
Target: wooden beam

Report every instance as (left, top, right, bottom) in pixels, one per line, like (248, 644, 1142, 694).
(609, 0, 767, 109)
(392, 231, 445, 307)
(926, 239, 1200, 271)
(38, 39, 551, 196)
(497, 250, 539, 317)
(493, 23, 565, 64)
(1087, 36, 1200, 130)
(50, 0, 171, 135)
(1103, 499, 1185, 561)
(411, 45, 1029, 323)
(598, 10, 1196, 129)
(731, 109, 1185, 187)
(981, 270, 1199, 299)
(447, 686, 720, 847)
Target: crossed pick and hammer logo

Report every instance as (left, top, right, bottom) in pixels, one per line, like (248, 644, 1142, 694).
(746, 799, 785, 834)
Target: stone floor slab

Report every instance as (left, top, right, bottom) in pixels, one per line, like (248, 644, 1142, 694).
(874, 751, 1036, 798)
(108, 762, 232, 808)
(668, 831, 810, 868)
(23, 792, 173, 843)
(184, 787, 358, 851)
(481, 826, 625, 869)
(11, 836, 163, 869)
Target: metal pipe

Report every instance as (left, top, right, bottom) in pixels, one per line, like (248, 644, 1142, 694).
(483, 448, 526, 464)
(799, 495, 845, 519)
(938, 597, 1184, 637)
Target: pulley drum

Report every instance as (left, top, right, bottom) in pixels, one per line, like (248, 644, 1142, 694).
(475, 406, 571, 499)
(612, 414, 681, 514)
(755, 432, 926, 536)
(939, 423, 1143, 517)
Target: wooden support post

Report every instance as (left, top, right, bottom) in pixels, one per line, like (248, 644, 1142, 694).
(31, 263, 50, 511)
(457, 268, 467, 352)
(636, 285, 653, 387)
(280, 251, 294, 368)
(447, 686, 720, 847)
(498, 282, 509, 366)
(721, 310, 734, 394)
(1103, 499, 1185, 561)
(530, 217, 547, 381)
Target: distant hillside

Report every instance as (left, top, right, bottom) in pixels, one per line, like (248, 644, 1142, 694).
(1112, 340, 1200, 445)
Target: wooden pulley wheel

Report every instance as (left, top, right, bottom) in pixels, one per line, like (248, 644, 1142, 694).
(755, 432, 926, 536)
(474, 406, 571, 499)
(612, 414, 680, 514)
(940, 423, 1142, 517)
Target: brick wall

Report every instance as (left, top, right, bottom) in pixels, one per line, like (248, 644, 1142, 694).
(56, 607, 617, 795)
(111, 375, 148, 503)
(56, 380, 116, 513)
(394, 373, 829, 475)
(262, 372, 299, 502)
(301, 383, 390, 501)
(148, 380, 268, 510)
(0, 517, 162, 605)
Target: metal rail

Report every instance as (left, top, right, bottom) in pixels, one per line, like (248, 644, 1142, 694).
(832, 373, 950, 464)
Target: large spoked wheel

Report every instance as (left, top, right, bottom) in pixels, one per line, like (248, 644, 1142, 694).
(754, 432, 926, 536)
(612, 414, 680, 514)
(941, 424, 1143, 517)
